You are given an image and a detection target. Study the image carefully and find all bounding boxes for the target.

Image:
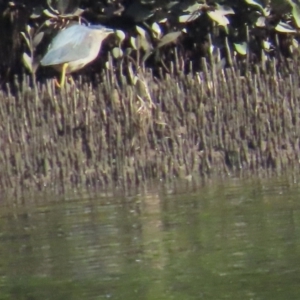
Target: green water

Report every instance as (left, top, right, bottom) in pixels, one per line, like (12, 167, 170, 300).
(1, 176, 300, 300)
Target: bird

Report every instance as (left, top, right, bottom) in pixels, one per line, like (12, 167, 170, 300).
(40, 23, 114, 87)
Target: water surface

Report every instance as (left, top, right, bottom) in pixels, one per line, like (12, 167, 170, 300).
(1, 176, 300, 299)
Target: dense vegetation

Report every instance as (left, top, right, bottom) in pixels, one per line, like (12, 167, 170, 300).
(1, 0, 299, 85)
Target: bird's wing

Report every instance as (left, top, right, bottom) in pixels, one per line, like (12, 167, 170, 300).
(41, 25, 99, 66)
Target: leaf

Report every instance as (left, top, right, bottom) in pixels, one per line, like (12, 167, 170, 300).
(30, 12, 41, 18)
(275, 21, 296, 33)
(20, 32, 31, 50)
(26, 24, 31, 35)
(116, 30, 126, 43)
(157, 31, 181, 48)
(125, 48, 133, 56)
(135, 26, 152, 51)
(207, 10, 229, 26)
(112, 47, 123, 58)
(234, 42, 247, 55)
(136, 26, 147, 38)
(33, 31, 44, 48)
(183, 3, 202, 13)
(46, 0, 60, 14)
(127, 63, 138, 85)
(142, 49, 153, 63)
(256, 16, 266, 27)
(290, 39, 298, 53)
(263, 7, 270, 17)
(245, 0, 263, 11)
(291, 2, 300, 28)
(32, 61, 40, 73)
(72, 8, 84, 16)
(22, 53, 32, 73)
(262, 40, 271, 51)
(151, 22, 161, 39)
(224, 25, 229, 35)
(293, 38, 298, 49)
(179, 13, 201, 23)
(138, 35, 152, 52)
(44, 19, 54, 27)
(130, 37, 138, 50)
(43, 9, 58, 18)
(105, 61, 111, 70)
(30, 5, 44, 18)
(158, 18, 167, 23)
(54, 0, 81, 15)
(215, 5, 235, 15)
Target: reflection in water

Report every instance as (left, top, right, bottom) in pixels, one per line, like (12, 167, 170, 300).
(1, 176, 300, 299)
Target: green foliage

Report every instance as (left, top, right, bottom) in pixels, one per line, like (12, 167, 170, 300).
(1, 0, 300, 83)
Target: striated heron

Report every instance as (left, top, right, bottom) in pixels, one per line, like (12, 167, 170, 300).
(40, 23, 114, 87)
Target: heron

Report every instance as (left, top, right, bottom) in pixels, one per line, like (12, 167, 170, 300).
(40, 23, 114, 87)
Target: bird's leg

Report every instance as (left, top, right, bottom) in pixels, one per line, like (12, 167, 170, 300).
(60, 63, 68, 88)
(53, 78, 61, 88)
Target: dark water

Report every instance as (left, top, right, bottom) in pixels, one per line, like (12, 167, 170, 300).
(1, 176, 300, 300)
